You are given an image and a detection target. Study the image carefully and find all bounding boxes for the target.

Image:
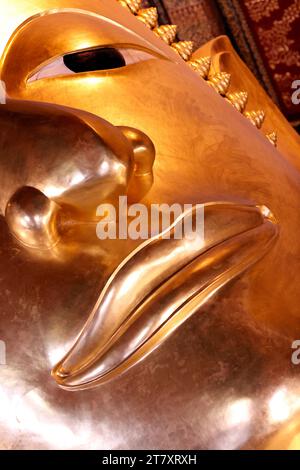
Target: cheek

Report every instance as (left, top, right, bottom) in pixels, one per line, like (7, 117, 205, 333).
(14, 61, 224, 164)
(12, 60, 219, 128)
(9, 60, 292, 203)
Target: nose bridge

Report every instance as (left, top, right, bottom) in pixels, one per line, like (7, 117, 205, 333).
(0, 99, 137, 218)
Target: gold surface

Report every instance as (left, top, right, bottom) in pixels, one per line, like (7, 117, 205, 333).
(0, 0, 300, 450)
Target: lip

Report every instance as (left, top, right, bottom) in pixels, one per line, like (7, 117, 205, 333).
(52, 202, 279, 390)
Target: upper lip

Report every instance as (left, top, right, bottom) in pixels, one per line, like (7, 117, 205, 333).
(52, 202, 279, 390)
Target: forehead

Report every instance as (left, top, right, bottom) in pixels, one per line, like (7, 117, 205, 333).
(0, 0, 178, 61)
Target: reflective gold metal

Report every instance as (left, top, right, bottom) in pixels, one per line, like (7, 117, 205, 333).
(118, 0, 141, 14)
(54, 203, 278, 390)
(188, 56, 211, 78)
(136, 7, 158, 29)
(0, 0, 300, 451)
(153, 25, 177, 45)
(266, 131, 278, 147)
(226, 91, 248, 113)
(117, 0, 270, 140)
(245, 110, 266, 129)
(207, 71, 231, 95)
(171, 41, 194, 61)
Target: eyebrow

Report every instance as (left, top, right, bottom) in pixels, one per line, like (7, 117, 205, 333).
(10, 8, 170, 59)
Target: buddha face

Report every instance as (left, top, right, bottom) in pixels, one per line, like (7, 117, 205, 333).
(1, 0, 300, 449)
(1, 0, 299, 331)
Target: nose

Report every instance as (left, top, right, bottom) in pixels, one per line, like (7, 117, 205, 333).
(118, 126, 156, 201)
(118, 126, 156, 176)
(5, 186, 61, 250)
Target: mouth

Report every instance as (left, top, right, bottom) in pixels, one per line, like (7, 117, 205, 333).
(52, 202, 279, 390)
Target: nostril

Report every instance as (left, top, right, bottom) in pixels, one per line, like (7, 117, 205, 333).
(5, 186, 61, 249)
(117, 126, 156, 176)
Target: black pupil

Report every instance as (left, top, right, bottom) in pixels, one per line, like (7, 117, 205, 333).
(63, 48, 126, 73)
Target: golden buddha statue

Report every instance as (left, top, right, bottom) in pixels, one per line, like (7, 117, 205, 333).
(0, 0, 300, 450)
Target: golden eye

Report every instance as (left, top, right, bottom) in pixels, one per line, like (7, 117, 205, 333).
(28, 47, 155, 82)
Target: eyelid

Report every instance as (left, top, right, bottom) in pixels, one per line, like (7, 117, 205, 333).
(27, 47, 156, 83)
